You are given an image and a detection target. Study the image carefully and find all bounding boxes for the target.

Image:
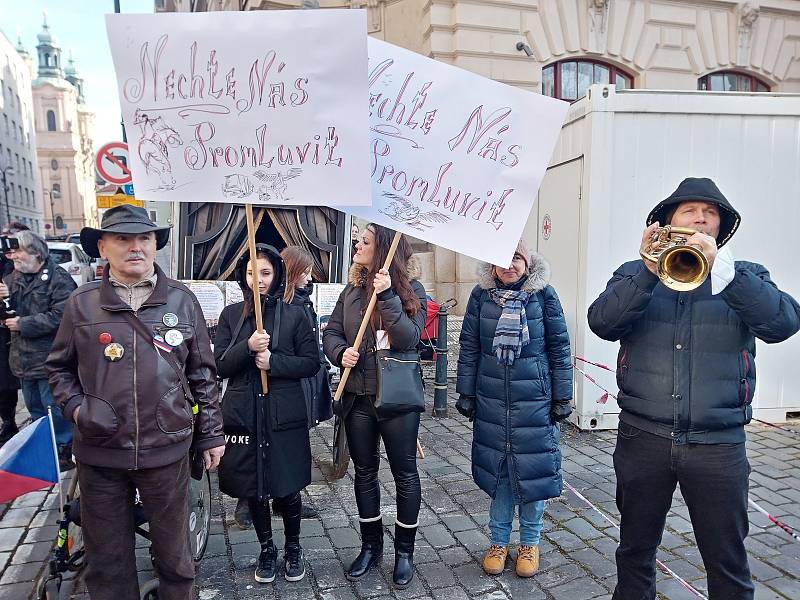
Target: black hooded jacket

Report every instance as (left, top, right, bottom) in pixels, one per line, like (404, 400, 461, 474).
(214, 245, 319, 500)
(589, 179, 800, 443)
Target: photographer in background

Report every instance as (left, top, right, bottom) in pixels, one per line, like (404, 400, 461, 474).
(3, 229, 76, 469)
(0, 223, 27, 446)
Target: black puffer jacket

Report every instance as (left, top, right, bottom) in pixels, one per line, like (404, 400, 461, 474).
(457, 253, 572, 503)
(290, 286, 333, 427)
(215, 245, 319, 500)
(322, 262, 427, 419)
(589, 181, 800, 444)
(589, 261, 800, 443)
(5, 257, 76, 380)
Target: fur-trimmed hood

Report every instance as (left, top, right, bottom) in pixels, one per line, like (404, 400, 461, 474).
(348, 255, 422, 287)
(477, 252, 551, 293)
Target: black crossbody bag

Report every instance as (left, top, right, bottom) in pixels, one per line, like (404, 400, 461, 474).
(370, 320, 425, 416)
(122, 311, 205, 480)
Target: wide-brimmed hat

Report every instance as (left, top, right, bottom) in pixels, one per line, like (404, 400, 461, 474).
(81, 204, 171, 259)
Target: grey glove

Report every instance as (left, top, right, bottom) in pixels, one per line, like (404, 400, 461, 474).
(455, 394, 476, 422)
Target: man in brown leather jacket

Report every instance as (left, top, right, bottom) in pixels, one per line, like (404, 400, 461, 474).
(46, 205, 225, 600)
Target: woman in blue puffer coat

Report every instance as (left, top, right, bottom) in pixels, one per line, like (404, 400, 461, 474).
(456, 239, 573, 578)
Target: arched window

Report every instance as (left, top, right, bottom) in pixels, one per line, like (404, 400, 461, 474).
(542, 59, 633, 102)
(698, 71, 769, 92)
(46, 110, 56, 131)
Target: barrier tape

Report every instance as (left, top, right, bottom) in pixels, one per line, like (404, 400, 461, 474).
(748, 498, 800, 544)
(753, 419, 800, 437)
(574, 356, 800, 432)
(572, 359, 617, 405)
(574, 355, 616, 373)
(563, 480, 709, 599)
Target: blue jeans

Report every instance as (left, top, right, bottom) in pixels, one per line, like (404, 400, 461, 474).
(488, 458, 546, 546)
(21, 378, 72, 447)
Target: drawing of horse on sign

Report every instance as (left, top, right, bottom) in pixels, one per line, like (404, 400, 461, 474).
(134, 109, 184, 191)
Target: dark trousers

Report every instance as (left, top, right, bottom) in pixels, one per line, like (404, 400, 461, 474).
(78, 457, 195, 600)
(0, 389, 17, 422)
(249, 492, 302, 547)
(612, 423, 754, 600)
(346, 395, 421, 525)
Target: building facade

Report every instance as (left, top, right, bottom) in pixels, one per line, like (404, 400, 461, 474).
(0, 31, 44, 233)
(29, 17, 97, 237)
(157, 0, 800, 312)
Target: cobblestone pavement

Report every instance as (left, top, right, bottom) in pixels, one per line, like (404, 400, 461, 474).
(2, 389, 800, 599)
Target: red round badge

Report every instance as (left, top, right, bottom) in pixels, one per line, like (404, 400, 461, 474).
(99, 332, 112, 344)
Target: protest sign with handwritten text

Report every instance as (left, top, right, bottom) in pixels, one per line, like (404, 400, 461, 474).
(106, 11, 370, 206)
(341, 39, 569, 266)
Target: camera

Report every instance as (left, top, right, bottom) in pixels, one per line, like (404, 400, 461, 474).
(0, 237, 19, 253)
(0, 298, 14, 320)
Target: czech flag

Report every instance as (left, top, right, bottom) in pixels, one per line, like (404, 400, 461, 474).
(0, 415, 60, 503)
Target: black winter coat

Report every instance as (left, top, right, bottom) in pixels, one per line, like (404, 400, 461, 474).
(588, 260, 800, 444)
(289, 286, 333, 427)
(215, 297, 319, 500)
(322, 263, 427, 419)
(457, 254, 573, 504)
(5, 257, 76, 380)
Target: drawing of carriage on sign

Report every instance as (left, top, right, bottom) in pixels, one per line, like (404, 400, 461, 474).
(134, 109, 183, 191)
(222, 169, 303, 203)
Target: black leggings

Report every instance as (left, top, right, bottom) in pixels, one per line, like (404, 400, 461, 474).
(0, 389, 18, 421)
(345, 395, 421, 526)
(248, 492, 301, 547)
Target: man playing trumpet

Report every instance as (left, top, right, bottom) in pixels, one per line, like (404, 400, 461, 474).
(588, 177, 800, 599)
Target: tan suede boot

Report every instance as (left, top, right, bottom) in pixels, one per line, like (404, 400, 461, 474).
(482, 544, 508, 575)
(515, 545, 540, 577)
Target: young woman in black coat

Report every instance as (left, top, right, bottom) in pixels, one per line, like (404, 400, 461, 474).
(281, 246, 333, 428)
(215, 244, 319, 585)
(323, 224, 427, 588)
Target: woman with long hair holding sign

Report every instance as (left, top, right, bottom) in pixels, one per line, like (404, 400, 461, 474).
(214, 244, 319, 585)
(323, 224, 427, 588)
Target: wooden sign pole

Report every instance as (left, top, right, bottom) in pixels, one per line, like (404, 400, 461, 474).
(245, 203, 269, 394)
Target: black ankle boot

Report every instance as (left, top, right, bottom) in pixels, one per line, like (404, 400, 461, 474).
(235, 498, 253, 529)
(346, 518, 383, 581)
(0, 419, 18, 445)
(393, 522, 417, 589)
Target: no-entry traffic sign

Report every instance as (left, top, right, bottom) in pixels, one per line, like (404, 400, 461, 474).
(96, 142, 132, 185)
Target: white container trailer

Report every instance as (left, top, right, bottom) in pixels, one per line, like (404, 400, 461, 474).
(524, 86, 800, 430)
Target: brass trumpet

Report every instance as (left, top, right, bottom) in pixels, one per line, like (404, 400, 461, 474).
(640, 226, 709, 292)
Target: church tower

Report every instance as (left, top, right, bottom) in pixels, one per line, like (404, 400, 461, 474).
(35, 13, 63, 81)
